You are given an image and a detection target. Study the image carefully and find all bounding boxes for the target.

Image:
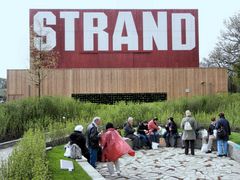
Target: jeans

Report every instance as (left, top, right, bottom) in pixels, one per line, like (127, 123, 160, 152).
(150, 132, 160, 143)
(139, 134, 151, 148)
(89, 147, 98, 168)
(217, 140, 228, 155)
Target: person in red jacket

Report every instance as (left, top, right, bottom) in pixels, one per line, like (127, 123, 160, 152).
(148, 117, 160, 143)
(101, 122, 135, 176)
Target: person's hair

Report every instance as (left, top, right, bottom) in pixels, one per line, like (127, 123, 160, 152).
(211, 117, 216, 121)
(153, 117, 158, 121)
(219, 112, 225, 118)
(93, 117, 101, 123)
(168, 117, 174, 121)
(185, 110, 191, 117)
(128, 117, 133, 122)
(106, 122, 114, 130)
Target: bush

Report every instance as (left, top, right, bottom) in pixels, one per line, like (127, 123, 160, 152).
(0, 129, 49, 180)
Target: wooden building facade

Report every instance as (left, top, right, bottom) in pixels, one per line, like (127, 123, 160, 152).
(7, 68, 228, 101)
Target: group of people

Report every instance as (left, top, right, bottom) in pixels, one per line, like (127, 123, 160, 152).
(68, 117, 135, 176)
(67, 111, 231, 176)
(123, 117, 161, 150)
(123, 116, 179, 150)
(180, 110, 231, 157)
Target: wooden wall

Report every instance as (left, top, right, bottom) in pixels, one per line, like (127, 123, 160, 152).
(7, 68, 228, 101)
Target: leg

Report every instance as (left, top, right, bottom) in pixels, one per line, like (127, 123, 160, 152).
(223, 140, 228, 156)
(89, 147, 98, 168)
(114, 159, 120, 173)
(173, 134, 178, 147)
(190, 140, 195, 155)
(217, 140, 223, 156)
(107, 162, 115, 175)
(165, 133, 171, 147)
(207, 135, 215, 151)
(185, 140, 189, 155)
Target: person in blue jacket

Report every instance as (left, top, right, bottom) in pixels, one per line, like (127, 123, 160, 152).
(215, 112, 231, 157)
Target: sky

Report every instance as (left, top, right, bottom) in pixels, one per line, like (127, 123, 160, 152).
(0, 0, 240, 79)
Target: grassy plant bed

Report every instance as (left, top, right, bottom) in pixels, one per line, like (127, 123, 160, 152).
(230, 132, 240, 145)
(47, 145, 91, 180)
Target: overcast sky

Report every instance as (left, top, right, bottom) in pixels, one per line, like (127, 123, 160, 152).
(0, 0, 239, 78)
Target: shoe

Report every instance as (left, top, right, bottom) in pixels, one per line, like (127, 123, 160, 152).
(206, 150, 212, 153)
(223, 154, 227, 157)
(217, 154, 223, 157)
(116, 171, 121, 176)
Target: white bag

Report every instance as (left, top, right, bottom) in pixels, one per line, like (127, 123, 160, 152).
(64, 144, 72, 158)
(184, 121, 193, 130)
(201, 143, 208, 153)
(200, 129, 208, 139)
(152, 142, 159, 149)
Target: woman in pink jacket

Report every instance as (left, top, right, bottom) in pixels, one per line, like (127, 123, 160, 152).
(101, 122, 135, 176)
(148, 117, 160, 143)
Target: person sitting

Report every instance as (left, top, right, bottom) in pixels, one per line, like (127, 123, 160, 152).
(101, 122, 135, 176)
(124, 117, 141, 150)
(137, 121, 151, 149)
(163, 117, 179, 147)
(148, 117, 160, 143)
(69, 125, 90, 161)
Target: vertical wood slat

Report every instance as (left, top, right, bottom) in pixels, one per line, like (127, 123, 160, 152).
(7, 68, 228, 101)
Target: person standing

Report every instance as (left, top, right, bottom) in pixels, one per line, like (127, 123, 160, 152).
(86, 117, 102, 168)
(205, 117, 217, 153)
(181, 110, 198, 155)
(101, 122, 135, 176)
(69, 125, 90, 161)
(216, 112, 231, 157)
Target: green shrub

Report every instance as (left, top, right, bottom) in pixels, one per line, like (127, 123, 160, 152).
(0, 129, 49, 180)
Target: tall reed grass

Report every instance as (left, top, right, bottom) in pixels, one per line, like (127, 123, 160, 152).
(0, 93, 239, 142)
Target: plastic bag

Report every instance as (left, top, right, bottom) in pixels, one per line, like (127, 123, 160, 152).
(201, 143, 208, 153)
(152, 142, 159, 149)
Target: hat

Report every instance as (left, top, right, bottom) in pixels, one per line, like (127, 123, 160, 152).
(185, 110, 191, 117)
(74, 125, 83, 132)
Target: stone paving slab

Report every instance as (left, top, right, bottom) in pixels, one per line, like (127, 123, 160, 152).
(96, 147, 240, 180)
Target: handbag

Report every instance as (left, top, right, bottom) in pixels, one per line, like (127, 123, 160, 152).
(217, 127, 226, 139)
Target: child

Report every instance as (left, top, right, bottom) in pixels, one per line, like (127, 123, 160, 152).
(101, 122, 135, 176)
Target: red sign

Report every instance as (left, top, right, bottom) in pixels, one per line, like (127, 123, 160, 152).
(30, 9, 199, 68)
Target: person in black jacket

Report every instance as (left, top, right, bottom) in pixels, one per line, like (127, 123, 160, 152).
(163, 117, 179, 147)
(137, 121, 151, 149)
(86, 117, 102, 168)
(215, 112, 231, 157)
(124, 117, 141, 150)
(205, 117, 217, 153)
(69, 125, 90, 161)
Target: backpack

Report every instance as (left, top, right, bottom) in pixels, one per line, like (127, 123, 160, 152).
(184, 121, 193, 130)
(70, 144, 82, 159)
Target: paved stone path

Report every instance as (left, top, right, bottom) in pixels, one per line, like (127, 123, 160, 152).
(96, 147, 240, 180)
